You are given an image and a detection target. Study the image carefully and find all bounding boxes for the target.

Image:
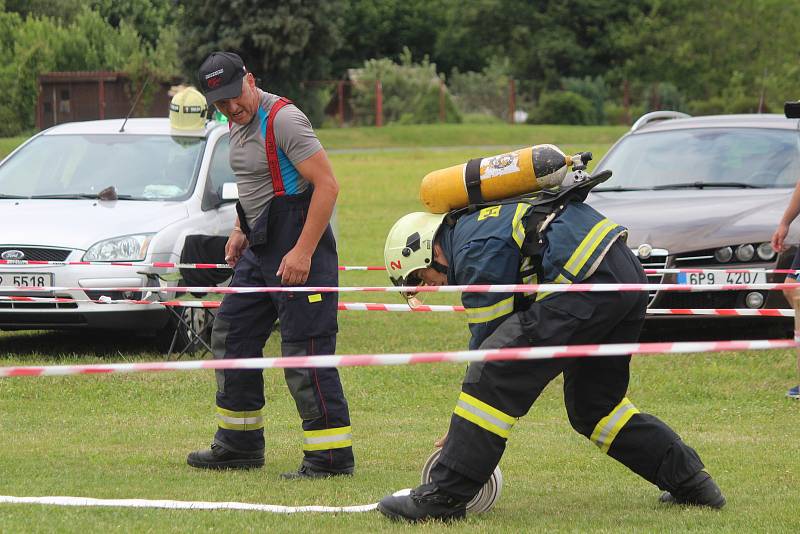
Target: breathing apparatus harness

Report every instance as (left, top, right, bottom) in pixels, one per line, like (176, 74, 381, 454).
(442, 152, 613, 283)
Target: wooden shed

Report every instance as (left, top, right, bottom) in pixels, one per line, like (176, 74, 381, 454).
(36, 71, 174, 130)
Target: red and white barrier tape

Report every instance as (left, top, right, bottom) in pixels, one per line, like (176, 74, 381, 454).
(0, 260, 229, 269)
(7, 260, 800, 276)
(0, 338, 795, 378)
(0, 295, 463, 312)
(647, 308, 794, 317)
(6, 282, 800, 295)
(641, 268, 795, 276)
(0, 295, 794, 317)
(0, 259, 387, 271)
(338, 265, 386, 271)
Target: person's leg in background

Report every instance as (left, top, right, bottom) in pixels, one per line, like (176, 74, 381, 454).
(276, 277, 354, 478)
(187, 248, 276, 468)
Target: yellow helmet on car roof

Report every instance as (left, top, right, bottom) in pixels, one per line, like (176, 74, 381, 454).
(169, 87, 208, 131)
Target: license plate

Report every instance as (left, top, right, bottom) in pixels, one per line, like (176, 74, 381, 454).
(677, 271, 766, 285)
(0, 272, 53, 288)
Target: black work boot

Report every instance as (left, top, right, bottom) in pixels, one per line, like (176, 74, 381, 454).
(659, 471, 726, 509)
(186, 443, 264, 469)
(377, 483, 467, 523)
(280, 462, 354, 480)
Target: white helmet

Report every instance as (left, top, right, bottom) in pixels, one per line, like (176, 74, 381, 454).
(169, 87, 208, 131)
(384, 212, 447, 288)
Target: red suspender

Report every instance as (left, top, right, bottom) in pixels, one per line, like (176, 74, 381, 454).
(265, 97, 293, 197)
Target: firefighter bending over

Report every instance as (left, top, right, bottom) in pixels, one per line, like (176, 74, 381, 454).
(377, 184, 725, 522)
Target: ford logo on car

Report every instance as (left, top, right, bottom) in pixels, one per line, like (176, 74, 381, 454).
(1, 250, 25, 260)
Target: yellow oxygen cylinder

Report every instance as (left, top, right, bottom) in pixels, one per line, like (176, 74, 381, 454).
(419, 144, 573, 213)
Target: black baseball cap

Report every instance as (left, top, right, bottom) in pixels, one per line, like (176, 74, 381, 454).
(197, 52, 247, 103)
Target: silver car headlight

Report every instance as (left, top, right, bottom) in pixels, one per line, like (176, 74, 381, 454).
(757, 242, 776, 261)
(735, 244, 755, 262)
(83, 234, 154, 262)
(714, 246, 733, 263)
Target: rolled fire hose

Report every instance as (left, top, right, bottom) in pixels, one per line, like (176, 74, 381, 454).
(419, 448, 503, 514)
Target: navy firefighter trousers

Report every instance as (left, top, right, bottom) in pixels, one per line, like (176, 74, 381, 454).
(431, 239, 703, 499)
(210, 189, 354, 472)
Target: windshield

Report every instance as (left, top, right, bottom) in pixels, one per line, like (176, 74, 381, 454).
(594, 127, 800, 189)
(0, 134, 206, 200)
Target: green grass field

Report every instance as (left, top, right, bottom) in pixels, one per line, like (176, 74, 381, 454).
(1, 124, 798, 532)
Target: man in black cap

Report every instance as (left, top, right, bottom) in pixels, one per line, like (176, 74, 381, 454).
(187, 52, 355, 479)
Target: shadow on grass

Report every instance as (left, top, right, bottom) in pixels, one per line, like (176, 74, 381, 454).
(0, 329, 164, 359)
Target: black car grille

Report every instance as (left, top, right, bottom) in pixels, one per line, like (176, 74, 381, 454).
(655, 291, 741, 309)
(0, 299, 78, 310)
(0, 247, 72, 261)
(645, 248, 777, 311)
(0, 311, 86, 325)
(634, 248, 668, 306)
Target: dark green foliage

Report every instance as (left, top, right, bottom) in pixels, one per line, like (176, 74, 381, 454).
(4, 0, 86, 21)
(176, 0, 345, 99)
(3, 0, 800, 132)
(91, 0, 177, 48)
(434, 0, 654, 92)
(335, 0, 448, 75)
(531, 91, 595, 125)
(562, 76, 608, 125)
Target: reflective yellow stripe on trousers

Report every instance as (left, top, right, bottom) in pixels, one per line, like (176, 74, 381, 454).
(216, 406, 265, 431)
(590, 397, 639, 453)
(303, 426, 353, 451)
(454, 391, 516, 438)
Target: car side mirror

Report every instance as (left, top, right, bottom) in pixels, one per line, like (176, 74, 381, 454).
(220, 182, 239, 201)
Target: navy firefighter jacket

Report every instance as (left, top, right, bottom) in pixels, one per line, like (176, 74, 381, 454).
(438, 200, 627, 350)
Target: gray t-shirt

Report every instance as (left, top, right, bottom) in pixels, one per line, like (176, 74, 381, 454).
(229, 89, 322, 226)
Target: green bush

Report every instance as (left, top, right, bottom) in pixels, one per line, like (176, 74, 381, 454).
(686, 95, 770, 116)
(686, 97, 726, 116)
(0, 5, 180, 136)
(649, 82, 684, 111)
(602, 102, 631, 125)
(293, 84, 336, 128)
(349, 48, 461, 126)
(562, 76, 607, 124)
(449, 57, 513, 121)
(530, 91, 594, 125)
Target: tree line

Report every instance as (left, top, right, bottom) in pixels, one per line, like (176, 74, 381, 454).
(2, 0, 799, 135)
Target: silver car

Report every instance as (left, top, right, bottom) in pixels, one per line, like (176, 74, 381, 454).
(0, 118, 239, 347)
(590, 111, 800, 340)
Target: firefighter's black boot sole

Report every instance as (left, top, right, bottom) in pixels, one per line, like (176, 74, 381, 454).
(377, 491, 466, 523)
(187, 456, 265, 469)
(186, 444, 264, 470)
(280, 464, 354, 479)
